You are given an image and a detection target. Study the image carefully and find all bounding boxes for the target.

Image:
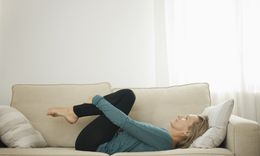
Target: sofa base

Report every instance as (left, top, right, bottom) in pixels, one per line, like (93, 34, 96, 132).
(0, 148, 232, 156)
(0, 147, 108, 156)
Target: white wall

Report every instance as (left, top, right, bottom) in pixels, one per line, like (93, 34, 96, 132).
(0, 0, 157, 105)
(0, 0, 3, 87)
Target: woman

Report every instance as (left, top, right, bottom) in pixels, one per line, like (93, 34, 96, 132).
(47, 89, 208, 154)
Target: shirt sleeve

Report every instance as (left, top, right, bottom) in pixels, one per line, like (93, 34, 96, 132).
(92, 95, 173, 150)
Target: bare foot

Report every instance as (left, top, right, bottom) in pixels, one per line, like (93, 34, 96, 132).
(47, 107, 78, 124)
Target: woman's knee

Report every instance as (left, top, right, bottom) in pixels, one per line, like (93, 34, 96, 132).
(121, 89, 136, 103)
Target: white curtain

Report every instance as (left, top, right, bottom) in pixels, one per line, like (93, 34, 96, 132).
(156, 0, 260, 123)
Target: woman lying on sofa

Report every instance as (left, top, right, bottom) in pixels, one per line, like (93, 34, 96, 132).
(47, 89, 208, 154)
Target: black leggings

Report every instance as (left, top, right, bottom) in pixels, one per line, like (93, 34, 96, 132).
(73, 89, 136, 151)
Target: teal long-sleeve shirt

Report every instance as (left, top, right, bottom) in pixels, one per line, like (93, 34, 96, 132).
(92, 95, 174, 155)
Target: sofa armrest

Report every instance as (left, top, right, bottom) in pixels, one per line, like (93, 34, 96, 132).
(225, 115, 260, 156)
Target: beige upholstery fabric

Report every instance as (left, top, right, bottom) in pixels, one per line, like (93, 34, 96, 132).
(10, 83, 112, 147)
(225, 115, 260, 156)
(0, 148, 231, 156)
(0, 148, 108, 156)
(0, 148, 233, 156)
(112, 148, 232, 156)
(119, 83, 211, 129)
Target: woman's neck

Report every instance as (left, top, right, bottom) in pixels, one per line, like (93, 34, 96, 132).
(169, 128, 186, 148)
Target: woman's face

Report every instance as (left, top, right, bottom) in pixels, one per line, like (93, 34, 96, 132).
(170, 114, 200, 132)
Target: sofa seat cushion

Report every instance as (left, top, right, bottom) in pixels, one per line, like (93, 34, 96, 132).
(112, 148, 232, 156)
(0, 147, 109, 156)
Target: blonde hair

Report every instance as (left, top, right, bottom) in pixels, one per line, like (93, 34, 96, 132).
(177, 115, 209, 148)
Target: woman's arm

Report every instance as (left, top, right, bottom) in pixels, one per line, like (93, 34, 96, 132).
(92, 95, 173, 150)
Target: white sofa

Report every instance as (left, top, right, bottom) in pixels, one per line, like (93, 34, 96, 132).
(0, 82, 259, 156)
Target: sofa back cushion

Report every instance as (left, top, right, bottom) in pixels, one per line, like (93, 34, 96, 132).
(11, 83, 112, 147)
(120, 83, 211, 129)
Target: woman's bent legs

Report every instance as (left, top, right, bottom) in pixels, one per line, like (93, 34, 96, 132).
(74, 89, 136, 151)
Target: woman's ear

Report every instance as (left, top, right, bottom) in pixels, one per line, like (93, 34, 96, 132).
(183, 131, 191, 137)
